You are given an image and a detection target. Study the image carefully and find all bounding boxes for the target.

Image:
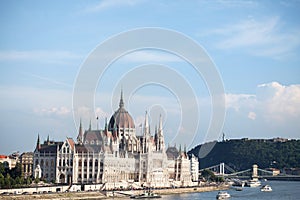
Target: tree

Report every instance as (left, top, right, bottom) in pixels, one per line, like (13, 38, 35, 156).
(0, 174, 4, 188)
(10, 163, 22, 179)
(201, 169, 216, 181)
(0, 163, 5, 175)
(26, 177, 32, 185)
(4, 174, 11, 188)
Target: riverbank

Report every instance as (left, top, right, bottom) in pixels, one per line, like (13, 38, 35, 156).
(0, 184, 229, 200)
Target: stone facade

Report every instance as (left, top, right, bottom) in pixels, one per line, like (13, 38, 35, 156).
(19, 152, 33, 178)
(33, 92, 199, 188)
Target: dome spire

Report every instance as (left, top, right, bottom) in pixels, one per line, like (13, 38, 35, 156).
(119, 88, 124, 108)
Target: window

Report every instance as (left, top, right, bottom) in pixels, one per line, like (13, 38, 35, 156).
(84, 160, 87, 167)
(95, 159, 98, 167)
(79, 160, 82, 167)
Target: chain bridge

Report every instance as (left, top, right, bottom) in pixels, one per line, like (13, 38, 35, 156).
(199, 163, 286, 179)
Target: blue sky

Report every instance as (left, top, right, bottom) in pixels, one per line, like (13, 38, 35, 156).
(1, 0, 300, 154)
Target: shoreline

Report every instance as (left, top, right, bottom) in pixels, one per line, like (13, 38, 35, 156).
(0, 184, 229, 200)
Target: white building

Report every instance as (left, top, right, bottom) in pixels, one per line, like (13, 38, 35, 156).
(190, 154, 199, 182)
(33, 91, 198, 188)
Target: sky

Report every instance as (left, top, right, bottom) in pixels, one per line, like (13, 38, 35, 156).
(0, 0, 300, 154)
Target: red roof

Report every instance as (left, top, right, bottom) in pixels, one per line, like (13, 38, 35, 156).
(0, 155, 7, 159)
(67, 138, 75, 150)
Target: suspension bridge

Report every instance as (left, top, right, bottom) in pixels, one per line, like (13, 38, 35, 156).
(199, 163, 300, 180)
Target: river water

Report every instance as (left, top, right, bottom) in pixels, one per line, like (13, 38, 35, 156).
(160, 181, 300, 200)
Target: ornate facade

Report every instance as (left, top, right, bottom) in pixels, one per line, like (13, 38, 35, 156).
(33, 92, 199, 188)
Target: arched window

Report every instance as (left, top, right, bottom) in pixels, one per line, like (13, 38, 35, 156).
(89, 160, 92, 167)
(79, 159, 82, 167)
(40, 159, 44, 167)
(95, 159, 98, 167)
(45, 160, 49, 167)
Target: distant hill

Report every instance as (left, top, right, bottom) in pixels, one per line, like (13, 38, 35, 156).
(188, 138, 300, 171)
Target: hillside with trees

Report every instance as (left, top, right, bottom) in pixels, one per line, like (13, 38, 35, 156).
(188, 139, 300, 171)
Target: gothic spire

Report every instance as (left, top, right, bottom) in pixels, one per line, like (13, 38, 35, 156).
(119, 88, 124, 108)
(36, 134, 41, 150)
(77, 118, 83, 144)
(159, 114, 163, 131)
(104, 117, 108, 131)
(89, 119, 92, 131)
(144, 111, 149, 136)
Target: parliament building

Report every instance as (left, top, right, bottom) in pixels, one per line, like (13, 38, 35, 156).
(33, 91, 199, 189)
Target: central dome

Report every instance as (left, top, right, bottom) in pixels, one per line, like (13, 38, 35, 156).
(108, 91, 135, 130)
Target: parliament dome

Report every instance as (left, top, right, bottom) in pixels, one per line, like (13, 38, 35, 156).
(108, 91, 135, 130)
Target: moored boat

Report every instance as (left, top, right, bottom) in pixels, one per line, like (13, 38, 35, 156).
(260, 184, 272, 192)
(246, 179, 261, 187)
(234, 187, 243, 191)
(216, 191, 231, 199)
(130, 190, 161, 199)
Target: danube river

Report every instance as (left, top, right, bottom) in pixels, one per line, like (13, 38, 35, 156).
(160, 181, 300, 200)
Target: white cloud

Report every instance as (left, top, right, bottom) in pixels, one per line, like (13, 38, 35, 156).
(257, 82, 300, 121)
(84, 0, 143, 13)
(95, 107, 110, 119)
(226, 82, 300, 123)
(206, 16, 300, 59)
(122, 51, 182, 63)
(248, 111, 256, 120)
(225, 93, 256, 111)
(34, 106, 71, 116)
(0, 50, 82, 64)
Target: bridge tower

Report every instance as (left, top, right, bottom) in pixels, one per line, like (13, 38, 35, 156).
(252, 164, 259, 180)
(219, 163, 225, 175)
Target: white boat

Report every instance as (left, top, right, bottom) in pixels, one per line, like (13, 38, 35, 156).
(130, 190, 161, 199)
(260, 185, 272, 192)
(247, 179, 261, 187)
(216, 191, 231, 199)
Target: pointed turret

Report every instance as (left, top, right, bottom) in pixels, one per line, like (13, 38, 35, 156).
(77, 118, 83, 144)
(157, 114, 165, 151)
(104, 117, 108, 131)
(89, 119, 92, 131)
(47, 135, 50, 144)
(159, 114, 163, 132)
(179, 144, 182, 155)
(36, 134, 41, 150)
(119, 88, 124, 108)
(154, 125, 158, 151)
(144, 111, 150, 137)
